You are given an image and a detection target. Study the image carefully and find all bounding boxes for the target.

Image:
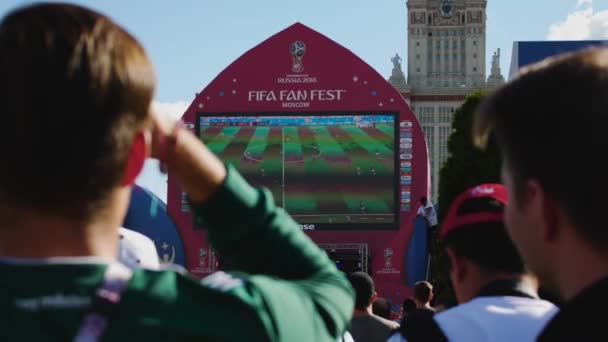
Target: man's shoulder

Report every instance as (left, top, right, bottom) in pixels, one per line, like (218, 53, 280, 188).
(398, 309, 446, 342)
(462, 296, 555, 314)
(128, 269, 253, 304)
(434, 296, 557, 341)
(373, 314, 400, 329)
(351, 314, 399, 330)
(1, 265, 254, 310)
(539, 304, 603, 341)
(414, 307, 436, 314)
(437, 296, 556, 322)
(539, 278, 608, 341)
(350, 315, 400, 342)
(0, 264, 268, 339)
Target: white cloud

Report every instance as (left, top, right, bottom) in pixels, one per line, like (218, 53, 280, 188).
(547, 5, 608, 40)
(577, 0, 593, 7)
(151, 100, 189, 121)
(589, 10, 608, 38)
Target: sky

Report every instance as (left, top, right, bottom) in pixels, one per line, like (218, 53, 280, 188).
(1, 0, 607, 201)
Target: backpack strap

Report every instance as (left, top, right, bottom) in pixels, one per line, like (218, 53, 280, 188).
(73, 263, 133, 342)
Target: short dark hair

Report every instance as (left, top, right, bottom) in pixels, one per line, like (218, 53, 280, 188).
(473, 48, 608, 250)
(0, 4, 155, 222)
(348, 272, 374, 310)
(413, 281, 433, 303)
(372, 297, 392, 319)
(420, 197, 428, 205)
(402, 297, 416, 314)
(443, 197, 525, 274)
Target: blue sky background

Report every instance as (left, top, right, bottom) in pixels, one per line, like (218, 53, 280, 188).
(1, 0, 606, 200)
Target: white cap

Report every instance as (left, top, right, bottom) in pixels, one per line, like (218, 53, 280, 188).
(118, 227, 160, 270)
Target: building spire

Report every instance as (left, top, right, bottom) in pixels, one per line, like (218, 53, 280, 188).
(487, 48, 505, 86)
(388, 53, 408, 89)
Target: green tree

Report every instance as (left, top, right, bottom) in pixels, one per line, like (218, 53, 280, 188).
(438, 91, 501, 217)
(429, 91, 502, 304)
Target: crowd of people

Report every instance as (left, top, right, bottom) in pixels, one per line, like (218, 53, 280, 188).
(1, 2, 608, 341)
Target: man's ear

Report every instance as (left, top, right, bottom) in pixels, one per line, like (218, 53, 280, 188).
(447, 248, 466, 283)
(370, 291, 378, 306)
(525, 179, 559, 242)
(121, 131, 149, 186)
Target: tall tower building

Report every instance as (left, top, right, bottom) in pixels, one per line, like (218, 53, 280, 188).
(390, 0, 503, 200)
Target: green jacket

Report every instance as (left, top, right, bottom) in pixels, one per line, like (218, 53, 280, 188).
(0, 166, 354, 341)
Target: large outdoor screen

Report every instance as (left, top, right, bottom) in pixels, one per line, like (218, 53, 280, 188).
(197, 113, 398, 230)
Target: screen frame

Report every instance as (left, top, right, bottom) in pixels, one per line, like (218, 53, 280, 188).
(196, 111, 400, 230)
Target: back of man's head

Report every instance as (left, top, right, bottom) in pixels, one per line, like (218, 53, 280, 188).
(420, 197, 428, 206)
(413, 281, 433, 304)
(0, 4, 155, 222)
(440, 184, 526, 302)
(402, 297, 416, 316)
(473, 48, 608, 252)
(348, 272, 375, 310)
(372, 297, 392, 319)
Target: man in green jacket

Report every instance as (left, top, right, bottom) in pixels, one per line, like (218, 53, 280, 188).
(0, 3, 354, 341)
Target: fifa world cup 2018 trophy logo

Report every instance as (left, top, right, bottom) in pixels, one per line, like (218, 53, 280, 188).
(290, 41, 306, 73)
(384, 248, 394, 269)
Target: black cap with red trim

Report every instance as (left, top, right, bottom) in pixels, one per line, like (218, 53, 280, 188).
(439, 184, 508, 241)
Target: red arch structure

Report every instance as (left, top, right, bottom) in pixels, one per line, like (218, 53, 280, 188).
(167, 23, 429, 301)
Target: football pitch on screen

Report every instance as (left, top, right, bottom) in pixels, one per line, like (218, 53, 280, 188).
(200, 121, 396, 225)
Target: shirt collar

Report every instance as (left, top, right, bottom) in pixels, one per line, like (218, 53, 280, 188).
(476, 278, 538, 299)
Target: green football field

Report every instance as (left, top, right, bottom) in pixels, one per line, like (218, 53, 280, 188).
(200, 123, 395, 226)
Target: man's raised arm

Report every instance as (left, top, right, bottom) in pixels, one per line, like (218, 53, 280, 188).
(153, 116, 355, 341)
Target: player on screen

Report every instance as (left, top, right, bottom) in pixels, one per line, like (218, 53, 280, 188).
(371, 167, 376, 176)
(359, 201, 367, 214)
(356, 166, 361, 176)
(312, 145, 320, 160)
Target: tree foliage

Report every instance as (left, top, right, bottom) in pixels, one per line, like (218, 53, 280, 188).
(429, 91, 502, 304)
(437, 91, 501, 218)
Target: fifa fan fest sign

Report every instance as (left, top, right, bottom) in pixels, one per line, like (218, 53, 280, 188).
(167, 23, 430, 300)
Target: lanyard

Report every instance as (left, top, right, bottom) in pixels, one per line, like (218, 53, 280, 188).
(73, 263, 133, 342)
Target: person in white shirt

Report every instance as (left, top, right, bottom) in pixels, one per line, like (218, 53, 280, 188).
(417, 196, 438, 254)
(416, 196, 438, 228)
(389, 184, 558, 342)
